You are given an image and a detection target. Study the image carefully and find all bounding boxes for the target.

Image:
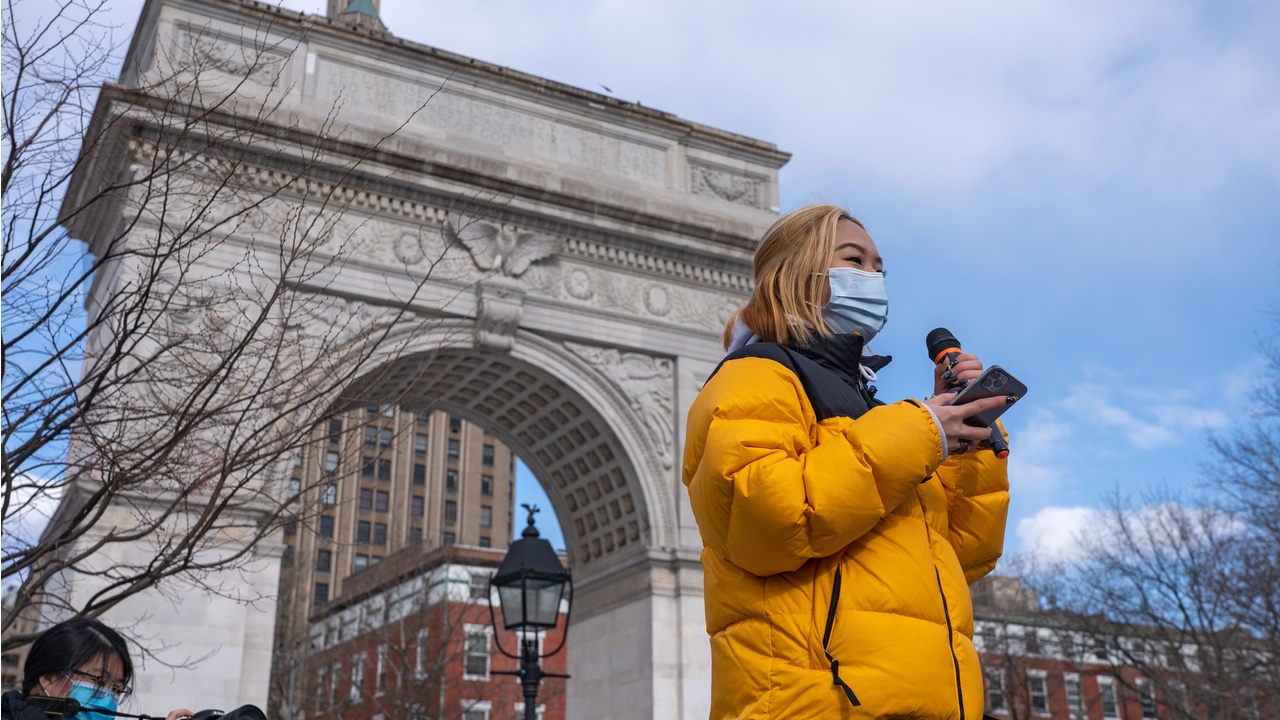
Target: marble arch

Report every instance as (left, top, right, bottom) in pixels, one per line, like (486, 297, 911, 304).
(55, 0, 789, 718)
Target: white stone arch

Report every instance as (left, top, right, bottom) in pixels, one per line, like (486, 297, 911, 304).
(336, 319, 678, 575)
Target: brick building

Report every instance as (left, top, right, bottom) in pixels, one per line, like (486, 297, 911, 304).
(973, 577, 1275, 719)
(295, 544, 568, 720)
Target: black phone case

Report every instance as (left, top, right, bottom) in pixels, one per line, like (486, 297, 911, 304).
(945, 364, 1027, 427)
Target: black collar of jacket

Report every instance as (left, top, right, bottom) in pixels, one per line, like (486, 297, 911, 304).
(788, 333, 892, 387)
(2, 691, 78, 720)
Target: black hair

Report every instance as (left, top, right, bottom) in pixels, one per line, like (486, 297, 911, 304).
(21, 618, 133, 697)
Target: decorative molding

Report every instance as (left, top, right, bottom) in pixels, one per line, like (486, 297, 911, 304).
(564, 343, 675, 470)
(474, 277, 526, 353)
(689, 163, 765, 209)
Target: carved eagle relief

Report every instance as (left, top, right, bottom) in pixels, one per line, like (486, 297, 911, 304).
(445, 218, 565, 277)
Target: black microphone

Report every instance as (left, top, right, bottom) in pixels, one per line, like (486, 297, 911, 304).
(925, 327, 1009, 459)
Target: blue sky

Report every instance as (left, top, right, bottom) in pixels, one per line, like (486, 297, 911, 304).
(368, 0, 1279, 559)
(42, 0, 1280, 560)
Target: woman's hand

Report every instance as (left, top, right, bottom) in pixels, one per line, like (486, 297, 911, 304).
(933, 352, 984, 397)
(923, 393, 1013, 455)
(165, 709, 195, 720)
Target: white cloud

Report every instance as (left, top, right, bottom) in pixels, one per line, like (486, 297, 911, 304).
(1016, 505, 1098, 565)
(1, 476, 64, 558)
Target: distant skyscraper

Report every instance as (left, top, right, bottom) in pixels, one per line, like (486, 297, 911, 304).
(271, 406, 516, 707)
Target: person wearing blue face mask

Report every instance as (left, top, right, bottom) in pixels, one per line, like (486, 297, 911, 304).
(686, 204, 1012, 718)
(1, 618, 192, 720)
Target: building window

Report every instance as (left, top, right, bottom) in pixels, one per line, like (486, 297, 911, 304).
(1137, 679, 1156, 718)
(281, 546, 294, 568)
(446, 470, 458, 493)
(985, 669, 1005, 712)
(1027, 671, 1048, 715)
(444, 501, 458, 524)
(417, 412, 430, 425)
(370, 555, 382, 565)
(414, 629, 429, 679)
(321, 484, 337, 506)
(376, 490, 390, 512)
(1023, 626, 1040, 654)
(381, 405, 395, 418)
(443, 532, 455, 545)
(479, 536, 491, 548)
(411, 495, 425, 518)
(319, 515, 334, 538)
(314, 583, 329, 606)
(362, 456, 375, 477)
(1099, 678, 1120, 718)
(283, 522, 297, 535)
(415, 434, 428, 455)
(364, 426, 378, 446)
(410, 526, 423, 543)
(324, 450, 340, 473)
(1064, 674, 1084, 717)
(328, 419, 342, 444)
(354, 554, 368, 573)
(357, 521, 371, 544)
(375, 644, 388, 696)
(350, 652, 365, 702)
(295, 452, 304, 468)
(314, 667, 327, 713)
(449, 415, 462, 433)
(377, 459, 392, 481)
(447, 439, 460, 461)
(366, 404, 380, 416)
(413, 464, 426, 485)
(324, 661, 339, 709)
(287, 478, 300, 498)
(373, 522, 387, 545)
(480, 505, 492, 528)
(481, 475, 493, 496)
(463, 626, 491, 680)
(316, 549, 331, 573)
(360, 488, 374, 511)
(461, 706, 489, 720)
(469, 573, 489, 600)
(482, 444, 495, 466)
(379, 428, 393, 447)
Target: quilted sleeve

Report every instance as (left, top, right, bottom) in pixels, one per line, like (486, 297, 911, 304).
(935, 421, 1011, 583)
(683, 356, 945, 577)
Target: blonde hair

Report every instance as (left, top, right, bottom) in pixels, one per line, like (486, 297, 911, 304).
(723, 204, 863, 349)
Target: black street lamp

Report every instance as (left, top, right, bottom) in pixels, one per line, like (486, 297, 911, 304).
(489, 504, 572, 720)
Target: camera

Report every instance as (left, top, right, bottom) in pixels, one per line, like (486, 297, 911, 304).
(187, 706, 265, 720)
(979, 369, 1008, 392)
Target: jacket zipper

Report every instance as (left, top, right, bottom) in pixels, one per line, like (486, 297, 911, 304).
(933, 565, 965, 719)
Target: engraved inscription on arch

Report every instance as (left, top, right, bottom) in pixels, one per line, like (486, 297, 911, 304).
(315, 58, 667, 186)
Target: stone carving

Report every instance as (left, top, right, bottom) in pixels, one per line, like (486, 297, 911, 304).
(445, 218, 565, 278)
(523, 264, 739, 335)
(178, 27, 287, 83)
(565, 343, 675, 470)
(393, 232, 427, 265)
(475, 277, 527, 353)
(690, 164, 763, 208)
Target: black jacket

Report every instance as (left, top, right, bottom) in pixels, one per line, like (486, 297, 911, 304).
(1, 691, 79, 720)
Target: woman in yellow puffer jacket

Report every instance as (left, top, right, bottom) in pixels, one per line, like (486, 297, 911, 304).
(683, 205, 1013, 719)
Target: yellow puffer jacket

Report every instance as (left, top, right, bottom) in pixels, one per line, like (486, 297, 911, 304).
(683, 344, 1009, 719)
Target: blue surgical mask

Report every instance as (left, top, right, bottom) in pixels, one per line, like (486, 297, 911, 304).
(823, 267, 888, 342)
(68, 680, 120, 720)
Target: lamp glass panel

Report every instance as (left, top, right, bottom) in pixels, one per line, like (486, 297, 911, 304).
(527, 583, 564, 626)
(498, 585, 525, 628)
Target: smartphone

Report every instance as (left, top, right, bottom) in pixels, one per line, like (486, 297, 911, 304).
(945, 364, 1028, 427)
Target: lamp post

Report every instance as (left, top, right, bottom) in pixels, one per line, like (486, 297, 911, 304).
(488, 504, 571, 720)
